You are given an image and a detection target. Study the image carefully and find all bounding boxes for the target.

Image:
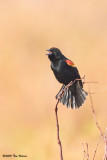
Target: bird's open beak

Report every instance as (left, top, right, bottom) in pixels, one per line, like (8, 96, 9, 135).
(46, 49, 52, 55)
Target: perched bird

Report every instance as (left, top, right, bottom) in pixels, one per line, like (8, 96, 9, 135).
(46, 47, 88, 109)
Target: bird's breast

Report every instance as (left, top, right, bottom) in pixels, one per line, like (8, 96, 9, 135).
(51, 61, 75, 85)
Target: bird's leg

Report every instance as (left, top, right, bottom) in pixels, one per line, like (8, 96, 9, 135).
(56, 85, 65, 99)
(57, 85, 71, 101)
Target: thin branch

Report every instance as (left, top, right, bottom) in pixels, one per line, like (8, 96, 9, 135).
(105, 128, 107, 159)
(55, 78, 99, 160)
(84, 82, 99, 84)
(103, 128, 107, 160)
(55, 99, 63, 160)
(82, 75, 85, 85)
(55, 78, 82, 160)
(93, 137, 101, 160)
(88, 86, 104, 140)
(88, 85, 107, 160)
(86, 143, 89, 160)
(82, 143, 86, 160)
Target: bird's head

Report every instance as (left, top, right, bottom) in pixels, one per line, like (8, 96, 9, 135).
(46, 47, 64, 62)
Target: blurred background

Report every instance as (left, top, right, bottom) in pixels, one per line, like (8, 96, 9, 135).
(0, 0, 107, 160)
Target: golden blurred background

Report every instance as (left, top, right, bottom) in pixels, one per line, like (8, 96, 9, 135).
(0, 0, 107, 159)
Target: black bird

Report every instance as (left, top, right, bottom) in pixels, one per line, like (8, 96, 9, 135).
(46, 47, 88, 109)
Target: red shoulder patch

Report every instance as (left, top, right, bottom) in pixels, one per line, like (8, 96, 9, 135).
(65, 60, 75, 67)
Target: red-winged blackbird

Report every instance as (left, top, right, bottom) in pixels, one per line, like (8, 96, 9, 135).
(46, 47, 88, 109)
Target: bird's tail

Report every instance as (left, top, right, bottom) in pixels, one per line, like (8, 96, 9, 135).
(56, 82, 88, 109)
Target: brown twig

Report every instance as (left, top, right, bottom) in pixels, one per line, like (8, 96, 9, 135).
(55, 78, 82, 160)
(84, 82, 99, 84)
(55, 99, 63, 160)
(86, 143, 89, 160)
(82, 75, 85, 85)
(82, 143, 86, 160)
(105, 128, 107, 159)
(88, 85, 107, 160)
(93, 137, 101, 160)
(103, 128, 107, 160)
(55, 78, 99, 160)
(88, 86, 104, 139)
